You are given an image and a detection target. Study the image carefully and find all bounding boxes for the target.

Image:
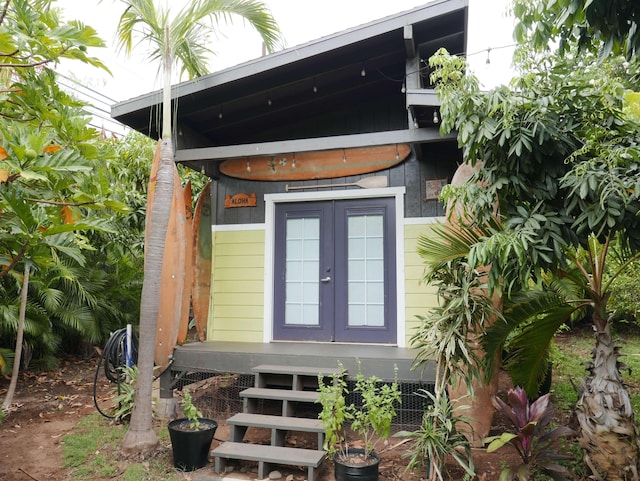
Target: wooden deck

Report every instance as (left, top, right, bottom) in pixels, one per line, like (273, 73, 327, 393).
(165, 340, 434, 384)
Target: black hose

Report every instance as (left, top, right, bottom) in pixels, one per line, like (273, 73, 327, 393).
(93, 327, 138, 419)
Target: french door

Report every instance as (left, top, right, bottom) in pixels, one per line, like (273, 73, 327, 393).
(273, 198, 396, 343)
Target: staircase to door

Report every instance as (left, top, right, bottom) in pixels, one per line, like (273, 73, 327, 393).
(211, 364, 344, 481)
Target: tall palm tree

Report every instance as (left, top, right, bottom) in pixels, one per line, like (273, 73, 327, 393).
(114, 0, 282, 453)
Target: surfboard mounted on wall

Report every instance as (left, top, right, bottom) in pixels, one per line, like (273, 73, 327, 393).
(192, 181, 212, 342)
(176, 181, 193, 346)
(154, 167, 187, 373)
(219, 144, 411, 181)
(146, 144, 188, 374)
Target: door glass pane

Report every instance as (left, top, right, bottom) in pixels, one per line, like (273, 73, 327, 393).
(285, 217, 320, 326)
(347, 214, 385, 327)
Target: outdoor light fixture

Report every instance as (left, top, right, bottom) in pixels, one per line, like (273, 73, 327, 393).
(433, 110, 439, 124)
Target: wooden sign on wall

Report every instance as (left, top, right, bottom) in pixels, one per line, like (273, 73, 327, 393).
(224, 193, 257, 208)
(424, 178, 448, 201)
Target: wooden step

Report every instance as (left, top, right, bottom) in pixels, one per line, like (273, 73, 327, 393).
(240, 387, 319, 416)
(252, 364, 344, 390)
(228, 412, 324, 448)
(252, 364, 343, 376)
(240, 387, 320, 402)
(212, 442, 325, 481)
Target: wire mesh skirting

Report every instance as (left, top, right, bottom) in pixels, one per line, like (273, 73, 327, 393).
(345, 379, 436, 430)
(172, 369, 435, 430)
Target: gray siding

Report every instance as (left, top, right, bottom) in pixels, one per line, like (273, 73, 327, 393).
(212, 142, 461, 225)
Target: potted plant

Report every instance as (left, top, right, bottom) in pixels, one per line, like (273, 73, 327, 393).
(395, 389, 475, 481)
(167, 390, 218, 471)
(317, 362, 401, 481)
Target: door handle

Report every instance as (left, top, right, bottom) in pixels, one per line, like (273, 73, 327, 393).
(320, 276, 331, 283)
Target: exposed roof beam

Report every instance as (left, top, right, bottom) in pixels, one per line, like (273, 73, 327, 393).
(175, 128, 455, 163)
(404, 25, 416, 58)
(406, 88, 441, 108)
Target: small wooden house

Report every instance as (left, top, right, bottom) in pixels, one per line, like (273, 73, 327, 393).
(112, 0, 468, 393)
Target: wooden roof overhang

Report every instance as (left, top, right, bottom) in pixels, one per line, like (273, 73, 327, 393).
(111, 0, 468, 177)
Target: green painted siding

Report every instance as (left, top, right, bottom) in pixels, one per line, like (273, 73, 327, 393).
(209, 229, 265, 342)
(404, 222, 439, 346)
(207, 222, 441, 346)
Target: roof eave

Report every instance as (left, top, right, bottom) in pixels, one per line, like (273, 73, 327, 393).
(111, 0, 468, 120)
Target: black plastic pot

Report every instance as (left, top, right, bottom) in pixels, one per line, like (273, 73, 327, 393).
(333, 448, 380, 481)
(168, 418, 218, 471)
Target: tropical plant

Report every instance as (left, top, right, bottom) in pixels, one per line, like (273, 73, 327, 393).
(317, 363, 352, 458)
(395, 389, 474, 481)
(411, 247, 501, 395)
(607, 252, 640, 325)
(0, 0, 122, 411)
(412, 211, 504, 451)
(114, 0, 282, 454)
(513, 0, 640, 60)
(486, 387, 575, 481)
(110, 365, 138, 423)
(483, 269, 588, 398)
(350, 366, 402, 460)
(428, 44, 640, 479)
(181, 390, 204, 431)
(317, 362, 401, 462)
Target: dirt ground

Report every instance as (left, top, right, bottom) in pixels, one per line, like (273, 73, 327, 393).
(0, 356, 532, 481)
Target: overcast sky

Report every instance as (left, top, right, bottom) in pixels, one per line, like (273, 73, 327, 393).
(55, 0, 515, 135)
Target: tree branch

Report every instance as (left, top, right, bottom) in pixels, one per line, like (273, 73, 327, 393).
(24, 198, 95, 207)
(0, 242, 29, 278)
(0, 48, 19, 57)
(0, 0, 10, 26)
(0, 57, 54, 68)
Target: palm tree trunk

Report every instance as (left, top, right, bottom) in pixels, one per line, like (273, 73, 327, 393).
(575, 319, 640, 481)
(122, 138, 174, 452)
(122, 23, 175, 454)
(2, 263, 30, 412)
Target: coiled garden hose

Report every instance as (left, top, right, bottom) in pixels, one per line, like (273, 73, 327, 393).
(93, 327, 138, 419)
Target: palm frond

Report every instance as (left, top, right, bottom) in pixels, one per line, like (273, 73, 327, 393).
(484, 287, 588, 397)
(417, 216, 501, 263)
(115, 0, 283, 81)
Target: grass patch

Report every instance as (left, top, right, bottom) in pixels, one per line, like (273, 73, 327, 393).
(552, 328, 640, 413)
(62, 414, 183, 481)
